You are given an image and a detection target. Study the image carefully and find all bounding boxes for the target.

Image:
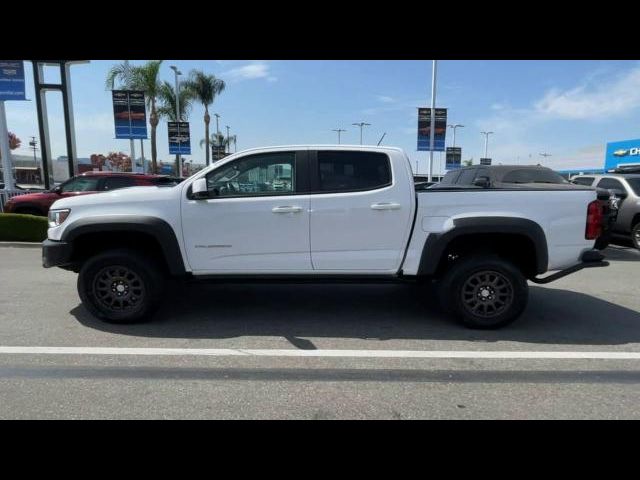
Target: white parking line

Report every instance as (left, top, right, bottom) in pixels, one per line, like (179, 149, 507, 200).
(1, 346, 640, 359)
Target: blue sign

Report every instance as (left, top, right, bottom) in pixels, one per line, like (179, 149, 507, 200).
(446, 147, 461, 170)
(417, 107, 447, 151)
(0, 61, 26, 101)
(605, 139, 640, 171)
(160, 164, 174, 174)
(112, 90, 148, 139)
(168, 122, 191, 155)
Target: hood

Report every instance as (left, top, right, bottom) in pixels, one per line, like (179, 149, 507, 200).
(7, 191, 57, 202)
(50, 185, 178, 210)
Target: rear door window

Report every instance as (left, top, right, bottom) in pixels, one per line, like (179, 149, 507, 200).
(315, 151, 391, 192)
(572, 177, 594, 186)
(597, 178, 626, 191)
(501, 169, 567, 184)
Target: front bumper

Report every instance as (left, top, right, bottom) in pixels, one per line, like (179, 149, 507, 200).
(530, 249, 608, 285)
(42, 239, 73, 268)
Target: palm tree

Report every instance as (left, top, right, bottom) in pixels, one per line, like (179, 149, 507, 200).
(157, 81, 193, 122)
(228, 134, 237, 153)
(183, 70, 225, 166)
(158, 81, 194, 174)
(106, 60, 163, 173)
(200, 133, 231, 161)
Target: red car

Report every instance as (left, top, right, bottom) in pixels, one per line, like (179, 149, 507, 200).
(3, 172, 182, 217)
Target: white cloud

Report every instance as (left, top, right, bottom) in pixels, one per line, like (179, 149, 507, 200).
(362, 98, 422, 116)
(376, 95, 395, 103)
(535, 66, 640, 119)
(222, 62, 275, 82)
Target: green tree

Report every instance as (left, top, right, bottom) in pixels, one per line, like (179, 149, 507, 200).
(106, 60, 163, 173)
(184, 70, 225, 166)
(463, 158, 473, 166)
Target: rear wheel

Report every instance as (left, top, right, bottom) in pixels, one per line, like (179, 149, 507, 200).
(77, 249, 165, 324)
(438, 255, 528, 329)
(632, 223, 640, 250)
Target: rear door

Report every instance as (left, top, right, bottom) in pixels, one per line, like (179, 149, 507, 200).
(308, 150, 414, 272)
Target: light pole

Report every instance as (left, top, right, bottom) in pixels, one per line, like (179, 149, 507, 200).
(447, 124, 464, 148)
(352, 122, 371, 145)
(480, 131, 494, 159)
(226, 125, 230, 154)
(170, 65, 182, 175)
(214, 113, 221, 160)
(332, 128, 346, 144)
(539, 152, 552, 165)
(428, 60, 438, 183)
(29, 136, 38, 167)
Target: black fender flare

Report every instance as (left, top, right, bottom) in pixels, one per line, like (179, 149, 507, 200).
(61, 215, 186, 275)
(417, 216, 548, 276)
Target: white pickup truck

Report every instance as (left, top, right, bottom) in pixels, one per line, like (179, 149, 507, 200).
(43, 145, 608, 329)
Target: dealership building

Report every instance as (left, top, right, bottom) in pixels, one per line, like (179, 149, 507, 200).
(557, 139, 640, 177)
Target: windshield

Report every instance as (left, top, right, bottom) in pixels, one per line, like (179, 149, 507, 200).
(59, 176, 101, 192)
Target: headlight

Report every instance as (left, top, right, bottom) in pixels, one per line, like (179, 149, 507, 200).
(48, 209, 71, 227)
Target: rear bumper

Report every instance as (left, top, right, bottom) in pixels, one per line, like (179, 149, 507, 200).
(530, 249, 608, 285)
(42, 239, 73, 268)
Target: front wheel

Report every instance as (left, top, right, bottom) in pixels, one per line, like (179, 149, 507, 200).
(77, 249, 165, 324)
(438, 255, 529, 329)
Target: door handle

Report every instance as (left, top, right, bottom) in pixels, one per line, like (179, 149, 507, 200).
(272, 206, 303, 213)
(371, 202, 401, 210)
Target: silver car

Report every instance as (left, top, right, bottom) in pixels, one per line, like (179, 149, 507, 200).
(572, 173, 640, 249)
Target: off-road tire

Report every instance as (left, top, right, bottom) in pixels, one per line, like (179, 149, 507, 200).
(77, 248, 165, 324)
(438, 254, 529, 329)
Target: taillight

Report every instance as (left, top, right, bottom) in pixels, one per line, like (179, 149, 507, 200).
(585, 200, 602, 240)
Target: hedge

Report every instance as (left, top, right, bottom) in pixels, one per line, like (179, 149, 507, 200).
(0, 213, 48, 242)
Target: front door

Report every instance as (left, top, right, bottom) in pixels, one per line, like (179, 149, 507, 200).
(181, 150, 312, 273)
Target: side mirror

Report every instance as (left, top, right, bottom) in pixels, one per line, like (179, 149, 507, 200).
(191, 178, 210, 200)
(473, 176, 491, 188)
(52, 185, 62, 194)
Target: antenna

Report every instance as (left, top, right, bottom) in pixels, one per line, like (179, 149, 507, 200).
(377, 132, 386, 146)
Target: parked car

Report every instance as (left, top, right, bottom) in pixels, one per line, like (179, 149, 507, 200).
(43, 146, 607, 329)
(413, 175, 435, 190)
(572, 173, 640, 249)
(432, 164, 578, 188)
(432, 165, 616, 249)
(3, 172, 182, 217)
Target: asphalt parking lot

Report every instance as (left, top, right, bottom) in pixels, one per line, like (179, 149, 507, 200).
(1, 243, 639, 419)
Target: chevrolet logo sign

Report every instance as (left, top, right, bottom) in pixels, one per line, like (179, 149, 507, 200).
(613, 149, 629, 157)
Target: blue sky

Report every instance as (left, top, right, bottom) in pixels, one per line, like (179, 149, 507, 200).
(5, 60, 640, 174)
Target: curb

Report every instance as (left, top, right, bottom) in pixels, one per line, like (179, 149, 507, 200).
(0, 241, 42, 248)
